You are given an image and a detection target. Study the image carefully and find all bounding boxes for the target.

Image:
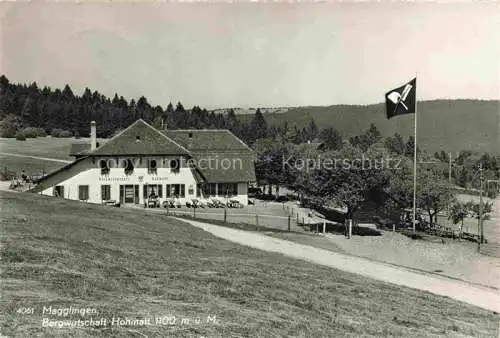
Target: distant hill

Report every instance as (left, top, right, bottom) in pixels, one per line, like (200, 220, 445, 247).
(238, 100, 499, 154)
(209, 107, 290, 115)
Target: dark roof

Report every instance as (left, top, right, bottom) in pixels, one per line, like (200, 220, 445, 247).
(164, 129, 254, 153)
(91, 120, 190, 156)
(191, 151, 256, 183)
(36, 120, 255, 186)
(164, 130, 256, 182)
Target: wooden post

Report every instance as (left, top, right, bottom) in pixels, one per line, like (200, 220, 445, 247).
(224, 206, 227, 223)
(255, 214, 259, 229)
(348, 219, 352, 239)
(323, 220, 326, 234)
(193, 204, 196, 218)
(288, 215, 291, 232)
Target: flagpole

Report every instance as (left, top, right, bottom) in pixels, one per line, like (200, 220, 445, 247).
(412, 77, 418, 233)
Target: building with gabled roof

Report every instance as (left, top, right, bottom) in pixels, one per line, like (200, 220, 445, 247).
(31, 119, 256, 206)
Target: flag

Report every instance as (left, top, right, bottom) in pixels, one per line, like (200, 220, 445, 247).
(385, 78, 416, 119)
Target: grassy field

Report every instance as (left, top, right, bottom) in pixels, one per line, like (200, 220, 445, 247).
(0, 137, 77, 160)
(0, 155, 67, 177)
(1, 191, 498, 337)
(0, 137, 108, 177)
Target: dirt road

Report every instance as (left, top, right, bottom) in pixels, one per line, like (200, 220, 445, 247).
(177, 218, 500, 313)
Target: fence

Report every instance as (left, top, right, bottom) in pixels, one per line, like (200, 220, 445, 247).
(155, 201, 329, 233)
(162, 208, 302, 232)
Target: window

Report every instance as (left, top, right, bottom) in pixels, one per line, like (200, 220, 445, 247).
(148, 159, 157, 174)
(198, 183, 217, 197)
(124, 159, 134, 175)
(166, 184, 185, 198)
(78, 185, 89, 201)
(218, 183, 238, 197)
(170, 158, 180, 173)
(144, 184, 163, 199)
(101, 185, 111, 201)
(100, 159, 109, 175)
(53, 185, 64, 198)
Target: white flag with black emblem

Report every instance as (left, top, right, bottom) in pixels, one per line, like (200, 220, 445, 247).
(385, 78, 416, 119)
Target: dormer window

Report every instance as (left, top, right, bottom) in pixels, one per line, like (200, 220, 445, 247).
(148, 159, 157, 174)
(124, 159, 134, 175)
(170, 158, 180, 173)
(100, 159, 109, 175)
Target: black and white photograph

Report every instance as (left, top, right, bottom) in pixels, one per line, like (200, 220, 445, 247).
(0, 1, 499, 337)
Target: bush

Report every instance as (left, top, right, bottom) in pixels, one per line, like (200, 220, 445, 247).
(15, 131, 26, 141)
(51, 128, 72, 138)
(20, 127, 46, 138)
(35, 128, 47, 137)
(59, 130, 73, 138)
(51, 128, 62, 137)
(0, 126, 17, 138)
(0, 114, 22, 138)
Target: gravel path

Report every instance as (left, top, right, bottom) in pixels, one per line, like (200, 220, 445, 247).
(176, 217, 500, 313)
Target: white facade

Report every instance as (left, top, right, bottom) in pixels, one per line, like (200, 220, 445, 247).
(39, 155, 249, 206)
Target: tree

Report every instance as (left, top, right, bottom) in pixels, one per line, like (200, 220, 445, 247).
(468, 201, 493, 221)
(405, 136, 416, 157)
(249, 108, 267, 142)
(448, 201, 469, 236)
(0, 74, 9, 89)
(254, 141, 295, 198)
(417, 170, 455, 226)
(305, 119, 319, 141)
(175, 102, 185, 113)
(385, 133, 406, 155)
(319, 127, 343, 151)
(304, 144, 390, 221)
(387, 162, 456, 226)
(349, 123, 382, 151)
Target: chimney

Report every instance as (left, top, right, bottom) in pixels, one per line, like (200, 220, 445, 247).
(90, 121, 97, 151)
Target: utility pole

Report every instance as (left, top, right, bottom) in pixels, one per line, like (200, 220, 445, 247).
(479, 163, 484, 244)
(477, 163, 484, 251)
(448, 152, 452, 184)
(447, 152, 453, 228)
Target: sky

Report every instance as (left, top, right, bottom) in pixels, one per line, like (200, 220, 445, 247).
(1, 2, 498, 109)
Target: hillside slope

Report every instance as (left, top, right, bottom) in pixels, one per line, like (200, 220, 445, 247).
(1, 191, 498, 337)
(242, 100, 499, 154)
